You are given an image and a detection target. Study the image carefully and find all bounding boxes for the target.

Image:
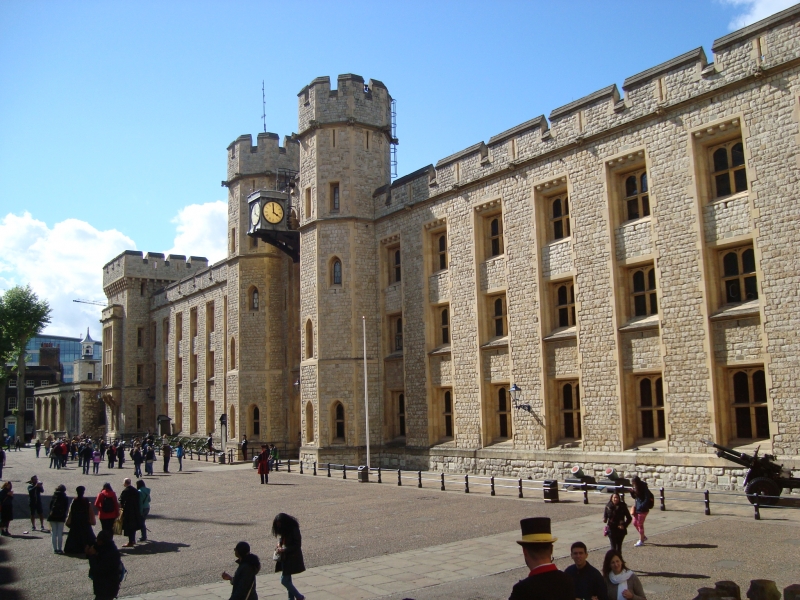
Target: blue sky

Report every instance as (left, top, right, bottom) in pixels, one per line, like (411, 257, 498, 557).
(0, 0, 795, 336)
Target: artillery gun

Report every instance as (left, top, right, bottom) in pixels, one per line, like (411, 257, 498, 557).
(701, 439, 800, 505)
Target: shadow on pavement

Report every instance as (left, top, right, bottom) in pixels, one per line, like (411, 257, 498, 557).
(0, 536, 26, 599)
(647, 543, 718, 549)
(639, 571, 711, 580)
(120, 540, 190, 555)
(147, 514, 255, 527)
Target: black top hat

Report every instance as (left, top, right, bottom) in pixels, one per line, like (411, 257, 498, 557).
(517, 517, 558, 545)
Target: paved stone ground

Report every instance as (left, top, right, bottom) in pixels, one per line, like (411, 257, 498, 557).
(0, 447, 798, 600)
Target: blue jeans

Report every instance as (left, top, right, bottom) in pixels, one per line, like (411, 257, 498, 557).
(280, 573, 302, 599)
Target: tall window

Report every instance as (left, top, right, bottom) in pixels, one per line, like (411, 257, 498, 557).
(334, 403, 345, 440)
(394, 317, 403, 351)
(639, 376, 665, 439)
(137, 327, 143, 347)
(251, 287, 259, 310)
(443, 390, 453, 438)
(436, 233, 447, 271)
(556, 283, 576, 328)
(229, 405, 236, 439)
(721, 247, 757, 304)
(631, 266, 658, 317)
(711, 140, 747, 198)
(492, 296, 507, 337)
(498, 387, 510, 438)
(332, 259, 342, 285)
(305, 320, 313, 359)
(136, 405, 143, 430)
(732, 368, 769, 439)
(136, 364, 143, 385)
(389, 248, 401, 283)
(305, 402, 314, 443)
(398, 393, 406, 437)
(623, 170, 650, 221)
(560, 382, 581, 439)
(229, 338, 236, 370)
(440, 308, 450, 345)
(252, 406, 260, 437)
(304, 188, 311, 219)
(488, 216, 504, 257)
(551, 196, 570, 240)
(330, 183, 340, 212)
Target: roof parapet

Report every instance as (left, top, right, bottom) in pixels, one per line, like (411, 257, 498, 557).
(549, 84, 620, 121)
(623, 47, 708, 91)
(713, 3, 800, 52)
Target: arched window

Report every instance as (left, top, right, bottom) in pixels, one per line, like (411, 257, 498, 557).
(398, 393, 406, 437)
(334, 403, 345, 440)
(443, 390, 453, 438)
(732, 368, 769, 439)
(229, 405, 236, 439)
(722, 247, 758, 304)
(493, 297, 506, 337)
(251, 405, 260, 437)
(332, 259, 342, 285)
(551, 196, 570, 240)
(305, 402, 314, 443)
(556, 283, 576, 328)
(711, 140, 747, 198)
(230, 338, 236, 370)
(561, 382, 581, 439)
(394, 317, 403, 351)
(441, 308, 450, 345)
(393, 249, 402, 283)
(498, 387, 509, 438)
(631, 267, 658, 317)
(437, 234, 447, 270)
(638, 376, 665, 439)
(305, 320, 314, 359)
(623, 169, 650, 221)
(250, 288, 259, 310)
(489, 217, 504, 257)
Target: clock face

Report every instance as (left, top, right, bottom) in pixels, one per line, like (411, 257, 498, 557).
(250, 203, 261, 227)
(263, 201, 284, 224)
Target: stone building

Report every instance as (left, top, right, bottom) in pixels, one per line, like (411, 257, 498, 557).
(105, 7, 800, 486)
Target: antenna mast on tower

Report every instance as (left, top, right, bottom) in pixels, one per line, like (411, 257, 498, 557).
(262, 80, 267, 133)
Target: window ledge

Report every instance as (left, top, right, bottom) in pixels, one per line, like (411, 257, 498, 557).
(554, 439, 583, 450)
(384, 351, 404, 360)
(428, 344, 452, 356)
(709, 190, 749, 206)
(619, 215, 652, 228)
(629, 439, 668, 451)
(481, 336, 509, 350)
(545, 236, 572, 247)
(619, 314, 660, 332)
(385, 282, 401, 293)
(710, 300, 760, 321)
(543, 326, 576, 341)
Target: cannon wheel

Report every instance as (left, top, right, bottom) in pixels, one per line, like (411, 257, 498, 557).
(745, 477, 781, 506)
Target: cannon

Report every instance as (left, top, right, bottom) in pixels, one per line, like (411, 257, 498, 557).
(701, 439, 800, 505)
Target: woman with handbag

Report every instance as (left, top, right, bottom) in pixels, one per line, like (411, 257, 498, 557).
(47, 484, 69, 553)
(603, 491, 631, 553)
(272, 513, 305, 600)
(64, 485, 97, 555)
(257, 445, 270, 485)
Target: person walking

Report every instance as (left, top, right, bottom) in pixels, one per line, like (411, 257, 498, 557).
(47, 484, 69, 553)
(92, 448, 102, 474)
(99, 439, 107, 461)
(49, 441, 58, 469)
(145, 445, 155, 476)
(272, 513, 306, 600)
(64, 485, 97, 554)
(508, 517, 574, 600)
(35, 439, 41, 458)
(162, 441, 172, 473)
(82, 443, 93, 475)
(257, 445, 270, 485)
(0, 446, 5, 479)
(175, 442, 184, 472)
(602, 550, 647, 600)
(629, 476, 653, 547)
(27, 475, 47, 532)
(222, 541, 261, 600)
(136, 480, 150, 542)
(14, 436, 21, 451)
(0, 481, 14, 536)
(565, 541, 608, 600)
(603, 491, 632, 553)
(240, 436, 248, 461)
(87, 530, 122, 600)
(107, 444, 117, 470)
(95, 482, 120, 536)
(118, 478, 141, 547)
(117, 444, 125, 469)
(132, 446, 143, 478)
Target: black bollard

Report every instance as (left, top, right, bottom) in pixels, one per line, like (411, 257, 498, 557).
(313, 461, 317, 476)
(519, 478, 523, 499)
(377, 466, 382, 483)
(754, 492, 761, 520)
(704, 490, 711, 516)
(342, 464, 346, 479)
(327, 462, 331, 477)
(418, 470, 422, 488)
(287, 459, 291, 473)
(465, 474, 470, 494)
(582, 482, 589, 504)
(441, 472, 445, 492)
(398, 468, 402, 486)
(299, 460, 303, 474)
(660, 487, 666, 511)
(490, 475, 495, 496)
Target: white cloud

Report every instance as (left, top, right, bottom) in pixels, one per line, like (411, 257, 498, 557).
(165, 201, 227, 265)
(723, 0, 798, 29)
(0, 212, 135, 337)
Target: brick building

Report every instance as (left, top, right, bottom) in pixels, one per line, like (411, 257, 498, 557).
(103, 7, 800, 487)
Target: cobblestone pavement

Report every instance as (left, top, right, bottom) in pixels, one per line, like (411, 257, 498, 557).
(1, 447, 798, 600)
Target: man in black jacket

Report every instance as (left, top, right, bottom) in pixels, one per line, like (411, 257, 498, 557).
(222, 541, 261, 600)
(87, 530, 122, 600)
(564, 541, 608, 600)
(509, 517, 574, 600)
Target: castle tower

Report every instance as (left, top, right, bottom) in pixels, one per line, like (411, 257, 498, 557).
(296, 74, 392, 464)
(223, 133, 301, 449)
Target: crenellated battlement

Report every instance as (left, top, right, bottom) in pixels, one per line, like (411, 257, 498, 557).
(374, 3, 800, 218)
(226, 132, 300, 182)
(297, 73, 392, 135)
(102, 250, 209, 290)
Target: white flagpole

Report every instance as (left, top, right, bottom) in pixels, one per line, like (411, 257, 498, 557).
(362, 315, 370, 469)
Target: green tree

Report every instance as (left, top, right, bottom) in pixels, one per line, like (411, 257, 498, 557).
(0, 286, 51, 441)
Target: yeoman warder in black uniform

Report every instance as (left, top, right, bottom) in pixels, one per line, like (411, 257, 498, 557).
(509, 517, 575, 600)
